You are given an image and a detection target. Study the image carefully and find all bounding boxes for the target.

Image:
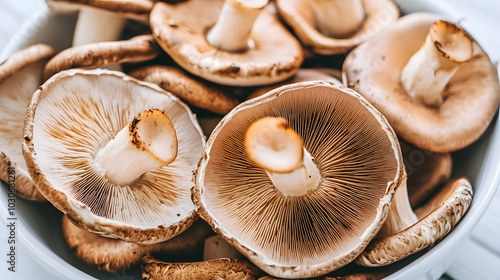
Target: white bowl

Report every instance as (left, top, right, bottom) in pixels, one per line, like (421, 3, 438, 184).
(1, 1, 499, 279)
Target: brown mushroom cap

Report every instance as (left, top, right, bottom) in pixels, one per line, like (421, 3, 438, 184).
(46, 0, 154, 21)
(43, 34, 160, 80)
(276, 0, 399, 55)
(0, 44, 56, 201)
(149, 0, 305, 86)
(141, 255, 265, 280)
(62, 215, 213, 271)
(356, 177, 473, 266)
(23, 68, 205, 244)
(193, 81, 404, 278)
(129, 65, 239, 115)
(343, 13, 500, 153)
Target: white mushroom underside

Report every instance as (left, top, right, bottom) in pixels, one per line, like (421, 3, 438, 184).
(31, 71, 204, 228)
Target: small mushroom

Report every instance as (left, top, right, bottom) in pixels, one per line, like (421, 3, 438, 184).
(357, 177, 473, 266)
(149, 0, 305, 86)
(276, 0, 399, 55)
(0, 44, 56, 201)
(46, 0, 154, 46)
(343, 13, 500, 153)
(193, 81, 405, 278)
(129, 65, 239, 115)
(43, 34, 160, 80)
(23, 68, 205, 244)
(62, 215, 214, 271)
(141, 255, 265, 280)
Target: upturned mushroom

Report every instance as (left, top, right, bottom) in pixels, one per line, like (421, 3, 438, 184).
(62, 215, 214, 271)
(343, 13, 500, 153)
(46, 0, 154, 46)
(43, 34, 160, 80)
(193, 81, 405, 278)
(276, 0, 399, 55)
(0, 44, 56, 201)
(23, 68, 205, 244)
(357, 177, 473, 266)
(129, 65, 239, 115)
(149, 0, 304, 86)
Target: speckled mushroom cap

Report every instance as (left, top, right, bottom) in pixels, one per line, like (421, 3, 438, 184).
(276, 0, 399, 55)
(343, 13, 500, 153)
(129, 65, 239, 115)
(356, 177, 473, 266)
(46, 0, 154, 21)
(193, 81, 405, 278)
(0, 44, 56, 201)
(22, 68, 205, 244)
(43, 34, 160, 81)
(149, 0, 305, 86)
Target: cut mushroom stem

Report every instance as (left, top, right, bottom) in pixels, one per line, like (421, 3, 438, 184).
(400, 20, 473, 107)
(311, 0, 365, 38)
(73, 8, 127, 46)
(245, 117, 321, 197)
(94, 109, 178, 186)
(206, 0, 269, 52)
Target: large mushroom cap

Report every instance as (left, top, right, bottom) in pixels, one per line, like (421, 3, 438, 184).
(23, 68, 205, 244)
(149, 0, 305, 86)
(343, 13, 500, 153)
(0, 44, 56, 201)
(193, 81, 404, 278)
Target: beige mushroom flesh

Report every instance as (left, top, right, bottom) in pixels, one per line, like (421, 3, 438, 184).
(0, 44, 56, 201)
(343, 13, 500, 153)
(23, 69, 205, 244)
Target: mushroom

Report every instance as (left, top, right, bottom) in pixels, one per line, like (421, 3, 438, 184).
(46, 0, 154, 46)
(193, 81, 405, 278)
(275, 0, 400, 55)
(141, 255, 265, 280)
(0, 44, 56, 201)
(129, 65, 239, 115)
(43, 34, 160, 80)
(149, 0, 305, 86)
(23, 68, 205, 244)
(343, 13, 500, 153)
(62, 215, 214, 271)
(204, 234, 244, 261)
(357, 177, 473, 266)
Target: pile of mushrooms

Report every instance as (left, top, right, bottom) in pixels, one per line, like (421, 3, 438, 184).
(1, 0, 498, 278)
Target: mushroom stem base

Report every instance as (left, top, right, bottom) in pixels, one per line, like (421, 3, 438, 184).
(73, 8, 127, 46)
(311, 0, 365, 38)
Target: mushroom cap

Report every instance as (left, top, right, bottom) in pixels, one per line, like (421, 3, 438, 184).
(23, 68, 205, 244)
(0, 44, 56, 201)
(141, 255, 265, 280)
(276, 0, 400, 55)
(43, 34, 160, 80)
(193, 81, 404, 278)
(46, 0, 154, 21)
(62, 215, 214, 271)
(129, 65, 239, 115)
(149, 0, 305, 86)
(343, 13, 500, 153)
(356, 177, 473, 266)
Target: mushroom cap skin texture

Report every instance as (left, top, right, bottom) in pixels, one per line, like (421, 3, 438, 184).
(149, 0, 305, 86)
(141, 255, 265, 280)
(43, 34, 161, 81)
(22, 68, 205, 244)
(343, 13, 500, 153)
(62, 215, 214, 271)
(129, 65, 239, 115)
(276, 0, 400, 55)
(356, 177, 473, 266)
(0, 44, 56, 201)
(46, 0, 154, 21)
(193, 81, 405, 278)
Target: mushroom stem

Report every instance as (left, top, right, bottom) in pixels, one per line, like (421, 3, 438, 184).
(206, 0, 269, 52)
(245, 117, 321, 197)
(400, 20, 473, 107)
(73, 8, 127, 46)
(94, 109, 178, 186)
(311, 0, 365, 38)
